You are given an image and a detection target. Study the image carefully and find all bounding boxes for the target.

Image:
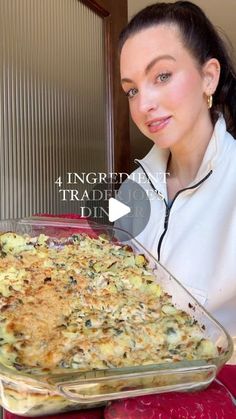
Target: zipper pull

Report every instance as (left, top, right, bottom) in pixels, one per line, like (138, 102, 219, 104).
(157, 191, 165, 200)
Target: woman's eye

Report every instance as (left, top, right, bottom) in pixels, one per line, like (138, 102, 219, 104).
(125, 88, 138, 99)
(156, 72, 171, 83)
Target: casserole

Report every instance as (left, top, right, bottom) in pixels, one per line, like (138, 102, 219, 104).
(0, 217, 233, 416)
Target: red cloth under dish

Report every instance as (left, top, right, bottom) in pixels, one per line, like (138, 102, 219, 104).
(3, 408, 104, 419)
(217, 364, 236, 398)
(104, 372, 236, 419)
(35, 213, 83, 219)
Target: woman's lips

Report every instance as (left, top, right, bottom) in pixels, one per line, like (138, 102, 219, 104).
(146, 116, 171, 133)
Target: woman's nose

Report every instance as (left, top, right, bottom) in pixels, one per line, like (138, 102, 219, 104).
(138, 89, 159, 114)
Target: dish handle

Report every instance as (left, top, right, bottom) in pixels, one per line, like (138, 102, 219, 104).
(54, 364, 217, 403)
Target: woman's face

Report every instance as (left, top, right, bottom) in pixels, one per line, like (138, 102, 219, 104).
(120, 24, 212, 150)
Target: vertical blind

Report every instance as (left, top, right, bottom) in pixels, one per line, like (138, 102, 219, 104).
(0, 0, 107, 219)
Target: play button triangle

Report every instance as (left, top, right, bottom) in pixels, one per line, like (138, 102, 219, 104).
(108, 198, 131, 222)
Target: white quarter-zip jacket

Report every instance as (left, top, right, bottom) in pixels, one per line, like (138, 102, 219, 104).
(116, 116, 236, 338)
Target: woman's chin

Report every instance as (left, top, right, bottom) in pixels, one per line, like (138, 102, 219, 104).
(152, 137, 174, 149)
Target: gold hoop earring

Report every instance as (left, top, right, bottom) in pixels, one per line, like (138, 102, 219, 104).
(207, 95, 213, 109)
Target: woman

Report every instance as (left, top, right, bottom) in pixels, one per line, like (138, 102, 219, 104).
(117, 1, 236, 338)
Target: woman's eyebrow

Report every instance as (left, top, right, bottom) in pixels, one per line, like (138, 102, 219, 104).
(121, 54, 176, 84)
(145, 54, 176, 74)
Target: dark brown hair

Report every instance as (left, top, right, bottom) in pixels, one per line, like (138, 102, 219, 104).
(119, 1, 236, 137)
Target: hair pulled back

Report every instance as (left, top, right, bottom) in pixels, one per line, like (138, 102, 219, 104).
(119, 1, 236, 137)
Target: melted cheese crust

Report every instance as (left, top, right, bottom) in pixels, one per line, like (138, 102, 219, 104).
(0, 232, 218, 373)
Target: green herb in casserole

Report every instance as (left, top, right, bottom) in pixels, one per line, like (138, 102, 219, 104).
(0, 232, 218, 372)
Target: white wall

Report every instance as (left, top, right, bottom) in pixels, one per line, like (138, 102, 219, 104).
(127, 0, 236, 166)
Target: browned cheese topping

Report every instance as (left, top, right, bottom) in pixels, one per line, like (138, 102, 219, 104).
(0, 232, 218, 373)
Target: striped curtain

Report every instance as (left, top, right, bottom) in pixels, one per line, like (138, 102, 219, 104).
(0, 0, 108, 219)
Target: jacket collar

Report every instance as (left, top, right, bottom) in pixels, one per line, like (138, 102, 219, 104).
(135, 115, 235, 193)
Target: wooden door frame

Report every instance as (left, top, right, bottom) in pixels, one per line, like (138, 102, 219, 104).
(80, 0, 130, 174)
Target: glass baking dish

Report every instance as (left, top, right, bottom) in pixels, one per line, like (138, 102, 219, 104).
(0, 217, 233, 416)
